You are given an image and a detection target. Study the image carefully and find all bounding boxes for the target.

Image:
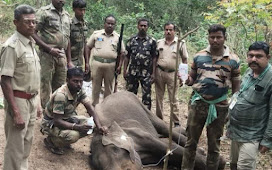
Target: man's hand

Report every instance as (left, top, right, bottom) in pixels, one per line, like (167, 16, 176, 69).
(49, 48, 64, 58)
(151, 73, 155, 84)
(36, 104, 43, 119)
(123, 71, 128, 80)
(116, 66, 121, 75)
(67, 61, 74, 69)
(98, 126, 108, 135)
(13, 113, 25, 130)
(85, 63, 90, 74)
(259, 145, 269, 154)
(76, 124, 93, 133)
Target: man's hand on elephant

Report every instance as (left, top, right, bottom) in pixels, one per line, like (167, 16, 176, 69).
(99, 126, 108, 135)
(259, 145, 269, 154)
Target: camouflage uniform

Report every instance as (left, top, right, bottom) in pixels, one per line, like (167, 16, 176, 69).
(70, 16, 88, 69)
(1, 31, 40, 170)
(155, 38, 188, 124)
(36, 3, 71, 108)
(126, 35, 157, 109)
(182, 46, 240, 170)
(41, 84, 90, 147)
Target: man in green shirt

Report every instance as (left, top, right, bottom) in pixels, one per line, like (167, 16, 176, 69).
(228, 41, 272, 170)
(41, 67, 107, 155)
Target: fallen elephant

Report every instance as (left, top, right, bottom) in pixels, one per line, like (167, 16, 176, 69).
(89, 91, 226, 170)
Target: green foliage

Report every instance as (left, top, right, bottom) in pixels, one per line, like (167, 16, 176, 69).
(204, 0, 272, 61)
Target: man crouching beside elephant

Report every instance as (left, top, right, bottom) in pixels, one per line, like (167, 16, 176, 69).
(40, 67, 108, 155)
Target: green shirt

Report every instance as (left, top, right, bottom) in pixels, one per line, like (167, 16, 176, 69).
(70, 17, 88, 63)
(228, 66, 272, 149)
(36, 3, 71, 50)
(44, 84, 90, 120)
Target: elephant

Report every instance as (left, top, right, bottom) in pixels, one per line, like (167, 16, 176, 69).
(89, 91, 226, 170)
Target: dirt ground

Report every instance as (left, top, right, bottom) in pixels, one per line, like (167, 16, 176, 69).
(0, 85, 272, 170)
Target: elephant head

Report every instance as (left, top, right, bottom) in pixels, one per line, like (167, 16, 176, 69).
(89, 122, 142, 170)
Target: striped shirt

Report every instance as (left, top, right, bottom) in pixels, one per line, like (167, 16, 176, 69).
(191, 45, 240, 99)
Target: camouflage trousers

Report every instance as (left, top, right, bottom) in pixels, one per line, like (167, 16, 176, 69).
(40, 115, 89, 147)
(40, 50, 67, 108)
(126, 73, 152, 110)
(71, 56, 84, 71)
(182, 100, 228, 170)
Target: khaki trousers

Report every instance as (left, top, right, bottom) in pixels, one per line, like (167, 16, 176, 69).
(91, 60, 115, 106)
(40, 51, 67, 108)
(155, 68, 179, 124)
(3, 96, 38, 170)
(230, 141, 259, 170)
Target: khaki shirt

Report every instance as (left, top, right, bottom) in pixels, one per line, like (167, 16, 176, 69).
(0, 31, 40, 94)
(157, 37, 188, 70)
(86, 29, 125, 59)
(36, 3, 71, 50)
(70, 17, 88, 62)
(44, 84, 90, 119)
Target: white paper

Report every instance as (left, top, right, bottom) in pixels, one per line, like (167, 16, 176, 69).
(179, 63, 188, 82)
(87, 117, 94, 134)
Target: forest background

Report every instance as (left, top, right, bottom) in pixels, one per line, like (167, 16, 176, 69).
(0, 0, 272, 169)
(0, 0, 272, 99)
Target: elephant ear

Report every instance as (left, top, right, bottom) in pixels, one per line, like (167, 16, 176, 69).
(102, 121, 141, 164)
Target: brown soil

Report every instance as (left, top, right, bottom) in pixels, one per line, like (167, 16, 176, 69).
(0, 85, 271, 170)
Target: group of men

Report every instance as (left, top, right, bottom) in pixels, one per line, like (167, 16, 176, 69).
(0, 0, 272, 170)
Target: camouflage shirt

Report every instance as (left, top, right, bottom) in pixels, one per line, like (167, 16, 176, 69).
(44, 84, 90, 120)
(70, 17, 88, 62)
(191, 45, 240, 98)
(126, 35, 157, 76)
(36, 3, 71, 50)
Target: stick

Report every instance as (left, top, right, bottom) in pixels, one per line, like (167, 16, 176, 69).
(163, 26, 199, 170)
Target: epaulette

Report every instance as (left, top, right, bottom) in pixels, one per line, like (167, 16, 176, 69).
(92, 30, 101, 34)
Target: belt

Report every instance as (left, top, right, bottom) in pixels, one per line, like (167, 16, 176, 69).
(157, 65, 175, 73)
(13, 90, 36, 100)
(93, 56, 116, 63)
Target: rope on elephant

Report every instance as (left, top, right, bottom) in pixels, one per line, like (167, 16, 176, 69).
(142, 125, 184, 168)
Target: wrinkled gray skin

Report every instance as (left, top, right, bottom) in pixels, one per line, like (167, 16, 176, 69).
(89, 91, 226, 170)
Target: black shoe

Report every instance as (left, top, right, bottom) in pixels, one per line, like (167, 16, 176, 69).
(43, 137, 64, 155)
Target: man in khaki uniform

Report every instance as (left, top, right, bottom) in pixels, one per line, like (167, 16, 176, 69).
(41, 68, 107, 155)
(32, 0, 72, 109)
(86, 15, 125, 106)
(155, 22, 188, 126)
(0, 5, 41, 170)
(70, 0, 89, 72)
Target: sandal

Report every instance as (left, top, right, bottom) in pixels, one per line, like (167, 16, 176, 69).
(43, 137, 64, 155)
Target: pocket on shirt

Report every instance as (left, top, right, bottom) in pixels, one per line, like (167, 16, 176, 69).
(22, 54, 36, 72)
